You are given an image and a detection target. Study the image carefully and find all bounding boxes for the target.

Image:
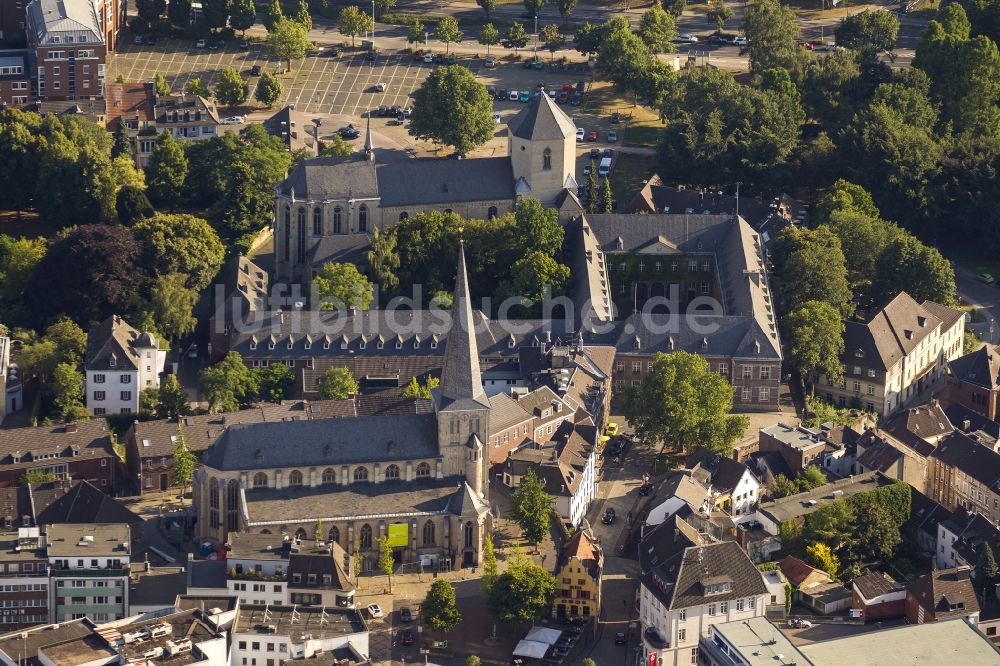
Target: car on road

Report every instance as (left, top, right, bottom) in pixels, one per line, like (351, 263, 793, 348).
(400, 629, 415, 645)
(675, 33, 698, 43)
(339, 125, 360, 139)
(133, 35, 144, 45)
(195, 38, 207, 48)
(222, 116, 244, 124)
(519, 90, 530, 102)
(484, 57, 496, 68)
(607, 130, 618, 142)
(611, 112, 621, 124)
(412, 50, 425, 61)
(400, 607, 413, 622)
(488, 85, 496, 97)
(375, 82, 386, 92)
(435, 53, 446, 63)
(734, 35, 747, 46)
(602, 508, 616, 525)
(239, 39, 249, 49)
(556, 91, 569, 104)
(709, 34, 727, 45)
(587, 130, 598, 141)
(367, 604, 383, 619)
(576, 127, 586, 141)
(509, 90, 519, 101)
(376, 105, 389, 117)
(589, 147, 601, 159)
(604, 148, 615, 159)
(979, 272, 995, 284)
(250, 65, 262, 76)
(570, 91, 583, 106)
(604, 422, 619, 438)
(534, 59, 544, 70)
(614, 632, 627, 645)
(583, 162, 591, 175)
(424, 52, 435, 64)
(497, 87, 507, 100)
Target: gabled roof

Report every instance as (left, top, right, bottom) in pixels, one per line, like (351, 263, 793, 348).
(557, 528, 603, 578)
(86, 315, 156, 372)
(27, 0, 103, 43)
(949, 343, 1000, 390)
(104, 82, 155, 130)
(907, 566, 979, 619)
(844, 293, 960, 372)
(287, 541, 355, 595)
(279, 156, 379, 200)
(882, 401, 954, 456)
(377, 157, 514, 206)
(778, 555, 831, 588)
(852, 571, 903, 602)
(32, 480, 142, 527)
(488, 392, 533, 432)
(684, 448, 755, 493)
(929, 431, 1000, 492)
(507, 92, 576, 141)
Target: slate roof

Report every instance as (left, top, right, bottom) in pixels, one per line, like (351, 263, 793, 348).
(287, 541, 355, 595)
(945, 403, 1000, 440)
(852, 571, 903, 602)
(488, 392, 533, 432)
(939, 507, 1000, 570)
(641, 526, 766, 611)
(0, 486, 31, 525)
(308, 234, 371, 268)
(264, 105, 319, 154)
(27, 0, 103, 43)
(86, 315, 157, 372)
(32, 480, 142, 527)
(929, 431, 1000, 492)
(242, 478, 475, 524)
(377, 157, 514, 206)
(684, 448, 754, 494)
(0, 420, 115, 470)
(882, 402, 954, 456)
(949, 343, 1000, 390)
(200, 413, 439, 472)
(746, 451, 794, 486)
(514, 385, 570, 425)
(907, 566, 980, 620)
(153, 94, 221, 126)
(658, 472, 710, 509)
(279, 156, 379, 200)
(438, 245, 491, 412)
(856, 433, 905, 473)
(507, 92, 577, 141)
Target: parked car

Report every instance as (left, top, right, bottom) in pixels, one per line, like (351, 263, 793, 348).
(403, 107, 412, 118)
(607, 130, 618, 142)
(556, 92, 569, 104)
(448, 54, 458, 64)
(484, 57, 496, 68)
(534, 59, 544, 70)
(366, 50, 379, 61)
(250, 65, 262, 76)
(734, 35, 747, 46)
(509, 90, 520, 101)
(570, 92, 583, 106)
(185, 343, 198, 358)
(195, 38, 207, 48)
(523, 59, 534, 69)
(979, 272, 995, 284)
(604, 148, 615, 158)
(339, 125, 360, 139)
(375, 82, 386, 92)
(222, 116, 244, 124)
(611, 112, 621, 124)
(400, 607, 413, 623)
(400, 629, 415, 645)
(424, 52, 435, 64)
(614, 632, 627, 645)
(590, 147, 601, 160)
(207, 40, 221, 50)
(497, 88, 508, 100)
(239, 39, 249, 49)
(145, 36, 156, 45)
(133, 35, 144, 45)
(604, 422, 619, 438)
(487, 86, 496, 97)
(412, 50, 425, 61)
(602, 508, 616, 525)
(576, 127, 586, 141)
(587, 130, 598, 141)
(519, 90, 530, 102)
(675, 33, 698, 43)
(367, 604, 383, 619)
(376, 105, 389, 117)
(435, 53, 446, 63)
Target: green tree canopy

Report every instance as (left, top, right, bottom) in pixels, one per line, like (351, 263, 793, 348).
(263, 0, 283, 32)
(316, 366, 358, 400)
(150, 272, 199, 343)
(52, 362, 85, 422)
(313, 262, 373, 310)
(743, 0, 800, 73)
(707, 0, 734, 32)
(153, 73, 171, 96)
(503, 22, 529, 51)
(783, 300, 845, 395)
(540, 24, 565, 60)
(116, 185, 154, 226)
(805, 542, 840, 579)
(268, 18, 310, 72)
(201, 0, 231, 30)
(338, 6, 372, 47)
(622, 351, 749, 453)
(157, 374, 191, 418)
(171, 427, 197, 490)
(134, 213, 225, 291)
(255, 71, 284, 106)
(835, 9, 899, 52)
(638, 5, 677, 54)
(168, 0, 193, 26)
(478, 22, 500, 56)
(408, 20, 426, 45)
(523, 0, 543, 17)
(409, 65, 494, 154)
(295, 0, 312, 30)
(215, 67, 249, 108)
(185, 78, 213, 97)
(871, 233, 956, 306)
(511, 468, 554, 546)
(146, 132, 189, 209)
(137, 0, 167, 24)
(558, 0, 577, 22)
(770, 226, 853, 317)
(477, 0, 496, 19)
(487, 555, 556, 623)
(435, 16, 463, 54)
(199, 351, 259, 412)
(254, 363, 296, 402)
(229, 0, 255, 33)
(805, 500, 856, 553)
(422, 579, 462, 633)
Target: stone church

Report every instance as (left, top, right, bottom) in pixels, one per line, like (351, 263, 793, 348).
(193, 246, 496, 571)
(273, 93, 580, 282)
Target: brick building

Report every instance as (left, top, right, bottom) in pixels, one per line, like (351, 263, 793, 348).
(904, 566, 980, 625)
(0, 420, 117, 490)
(0, 50, 29, 104)
(946, 343, 1000, 422)
(26, 0, 107, 101)
(927, 431, 1000, 524)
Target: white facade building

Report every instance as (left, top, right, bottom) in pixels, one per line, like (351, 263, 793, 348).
(232, 605, 369, 665)
(46, 523, 130, 623)
(85, 315, 166, 416)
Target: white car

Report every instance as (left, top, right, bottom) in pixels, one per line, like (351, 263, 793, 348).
(733, 36, 747, 46)
(484, 57, 496, 68)
(509, 89, 519, 101)
(222, 116, 244, 124)
(195, 38, 207, 48)
(675, 33, 698, 44)
(576, 127, 586, 141)
(376, 82, 386, 92)
(493, 111, 501, 124)
(367, 604, 383, 619)
(423, 52, 434, 63)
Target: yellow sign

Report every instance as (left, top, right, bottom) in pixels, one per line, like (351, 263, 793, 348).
(387, 523, 409, 548)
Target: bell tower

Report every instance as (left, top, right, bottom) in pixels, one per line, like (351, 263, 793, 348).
(507, 92, 578, 206)
(435, 243, 491, 497)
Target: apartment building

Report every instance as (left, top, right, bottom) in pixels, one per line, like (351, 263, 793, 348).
(85, 315, 166, 416)
(552, 527, 602, 621)
(0, 420, 117, 490)
(0, 528, 49, 629)
(818, 292, 964, 417)
(46, 523, 129, 622)
(232, 605, 369, 664)
(927, 431, 1000, 524)
(684, 448, 760, 518)
(25, 0, 107, 101)
(0, 51, 29, 105)
(946, 343, 1000, 421)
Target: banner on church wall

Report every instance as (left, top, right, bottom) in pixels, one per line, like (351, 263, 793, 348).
(387, 522, 409, 547)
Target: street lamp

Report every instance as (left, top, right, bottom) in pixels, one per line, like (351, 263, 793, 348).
(371, 0, 376, 51)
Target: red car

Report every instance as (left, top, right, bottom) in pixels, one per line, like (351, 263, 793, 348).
(562, 83, 574, 92)
(587, 131, 599, 142)
(412, 50, 424, 61)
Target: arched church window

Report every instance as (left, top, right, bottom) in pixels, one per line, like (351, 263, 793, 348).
(353, 466, 369, 482)
(253, 472, 268, 488)
(423, 520, 435, 546)
(487, 206, 498, 220)
(313, 207, 322, 235)
(358, 205, 368, 232)
(334, 207, 342, 233)
(289, 470, 303, 486)
(416, 462, 431, 478)
(360, 524, 373, 550)
(329, 526, 340, 544)
(543, 147, 552, 170)
(385, 464, 400, 480)
(399, 212, 409, 221)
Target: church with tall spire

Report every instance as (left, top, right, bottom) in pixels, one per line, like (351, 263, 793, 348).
(192, 246, 494, 570)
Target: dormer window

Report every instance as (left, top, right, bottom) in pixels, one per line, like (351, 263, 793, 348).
(287, 339, 294, 349)
(414, 336, 420, 349)
(854, 348, 864, 358)
(431, 337, 438, 349)
(304, 338, 312, 350)
(395, 337, 403, 350)
(109, 355, 117, 369)
(249, 338, 258, 350)
(377, 338, 384, 350)
(340, 336, 349, 350)
(508, 336, 516, 349)
(268, 340, 276, 350)
(323, 338, 331, 350)
(359, 338, 367, 350)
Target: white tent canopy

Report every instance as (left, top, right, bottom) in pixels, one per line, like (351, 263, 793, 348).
(513, 640, 550, 659)
(524, 626, 562, 645)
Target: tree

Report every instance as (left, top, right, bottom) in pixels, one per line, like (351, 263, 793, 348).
(146, 132, 188, 209)
(295, 0, 312, 30)
(706, 0, 733, 33)
(377, 537, 394, 592)
(338, 6, 372, 47)
(27, 225, 148, 327)
(367, 226, 400, 296)
(597, 19, 654, 95)
(0, 235, 46, 317)
(581, 660, 597, 666)
(401, 375, 440, 399)
(622, 351, 749, 453)
(783, 300, 845, 395)
(313, 262, 373, 310)
(314, 520, 325, 542)
(35, 137, 118, 227)
(805, 542, 840, 579)
(539, 24, 564, 61)
(20, 341, 61, 383)
(115, 185, 152, 227)
(975, 544, 998, 596)
(523, 0, 543, 18)
(477, 0, 496, 19)
(201, 0, 231, 31)
(215, 67, 249, 108)
(142, 387, 161, 416)
(558, 0, 577, 24)
(227, 0, 254, 33)
(168, 0, 192, 26)
(598, 175, 613, 213)
(662, 0, 685, 17)
(797, 465, 828, 491)
(255, 363, 295, 402)
(573, 22, 603, 56)
(409, 65, 495, 154)
(805, 500, 856, 553)
(467, 657, 483, 666)
(478, 22, 500, 57)
(184, 78, 212, 97)
(134, 213, 225, 292)
(269, 17, 310, 72)
(44, 318, 87, 365)
(171, 427, 197, 494)
(153, 73, 171, 96)
(408, 20, 426, 46)
(585, 164, 598, 213)
(150, 273, 198, 343)
(487, 556, 556, 624)
(836, 9, 899, 52)
(52, 362, 85, 422)
(769, 474, 799, 499)
(770, 226, 853, 317)
(262, 0, 282, 32)
(503, 22, 529, 52)
(422, 579, 462, 634)
(511, 469, 554, 547)
(137, 0, 167, 24)
(22, 469, 57, 485)
(852, 500, 900, 561)
(316, 366, 358, 400)
(871, 234, 956, 307)
(482, 533, 498, 594)
(436, 16, 462, 55)
(199, 351, 259, 412)
(319, 134, 353, 157)
(255, 71, 283, 106)
(638, 5, 677, 54)
(111, 125, 132, 161)
(157, 374, 191, 418)
(743, 0, 800, 73)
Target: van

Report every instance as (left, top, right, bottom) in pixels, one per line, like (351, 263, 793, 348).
(598, 157, 612, 177)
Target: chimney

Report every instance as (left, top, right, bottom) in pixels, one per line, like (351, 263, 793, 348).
(964, 420, 971, 431)
(65, 423, 78, 434)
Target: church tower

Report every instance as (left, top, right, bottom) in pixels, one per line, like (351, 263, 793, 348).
(507, 92, 578, 206)
(435, 243, 491, 497)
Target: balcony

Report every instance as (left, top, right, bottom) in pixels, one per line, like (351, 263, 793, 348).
(50, 568, 128, 578)
(643, 626, 669, 650)
(228, 568, 285, 582)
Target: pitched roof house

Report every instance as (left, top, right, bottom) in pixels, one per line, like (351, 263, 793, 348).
(905, 566, 981, 624)
(85, 315, 166, 416)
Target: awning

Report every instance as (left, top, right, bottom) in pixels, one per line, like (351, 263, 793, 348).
(512, 639, 549, 659)
(524, 626, 562, 645)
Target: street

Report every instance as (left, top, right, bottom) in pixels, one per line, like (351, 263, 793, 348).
(955, 265, 999, 344)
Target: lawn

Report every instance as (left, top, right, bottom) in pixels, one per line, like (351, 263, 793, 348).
(580, 79, 665, 148)
(610, 152, 659, 208)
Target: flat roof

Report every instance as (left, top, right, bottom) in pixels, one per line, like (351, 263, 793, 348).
(799, 618, 1000, 664)
(0, 618, 93, 663)
(38, 635, 117, 666)
(708, 617, 807, 666)
(46, 523, 130, 557)
(113, 610, 221, 666)
(759, 472, 890, 524)
(761, 422, 827, 451)
(235, 605, 367, 640)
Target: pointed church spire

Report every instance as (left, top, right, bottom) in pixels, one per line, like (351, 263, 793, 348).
(364, 114, 374, 160)
(438, 242, 489, 410)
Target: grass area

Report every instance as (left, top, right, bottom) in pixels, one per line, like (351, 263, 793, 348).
(581, 80, 664, 148)
(609, 152, 658, 208)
